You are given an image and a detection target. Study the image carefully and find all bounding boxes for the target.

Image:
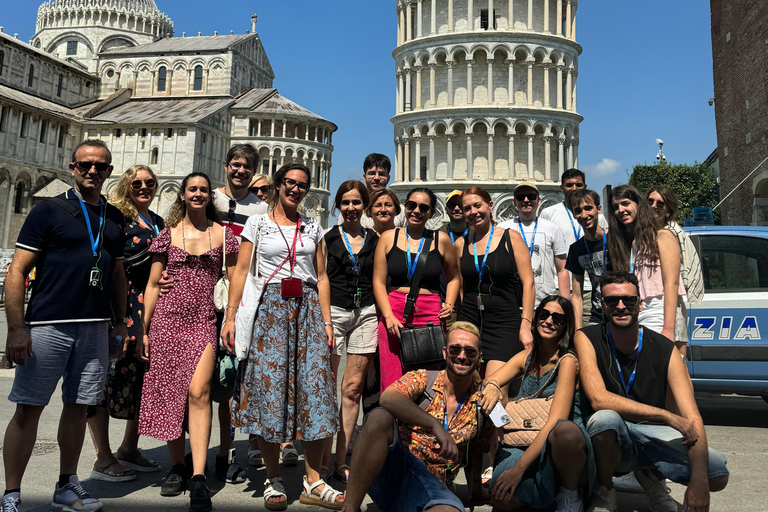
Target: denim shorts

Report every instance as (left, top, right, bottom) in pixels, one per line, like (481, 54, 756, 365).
(586, 409, 729, 484)
(9, 322, 109, 406)
(366, 413, 464, 512)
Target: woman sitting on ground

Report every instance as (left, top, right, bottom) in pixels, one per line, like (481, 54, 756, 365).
(481, 296, 596, 512)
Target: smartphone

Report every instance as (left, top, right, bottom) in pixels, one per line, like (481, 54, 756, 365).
(490, 402, 511, 428)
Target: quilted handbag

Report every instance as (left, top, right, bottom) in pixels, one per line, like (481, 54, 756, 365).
(502, 353, 576, 447)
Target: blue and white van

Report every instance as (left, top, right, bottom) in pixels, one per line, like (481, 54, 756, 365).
(683, 226, 768, 404)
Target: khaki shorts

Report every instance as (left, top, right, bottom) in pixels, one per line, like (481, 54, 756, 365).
(675, 297, 689, 343)
(331, 304, 378, 356)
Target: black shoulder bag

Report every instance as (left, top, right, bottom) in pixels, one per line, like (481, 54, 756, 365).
(399, 230, 446, 370)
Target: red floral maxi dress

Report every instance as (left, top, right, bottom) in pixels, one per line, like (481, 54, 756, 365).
(138, 226, 239, 441)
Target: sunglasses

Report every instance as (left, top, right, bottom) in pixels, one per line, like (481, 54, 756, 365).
(648, 198, 666, 209)
(447, 345, 479, 359)
(405, 201, 431, 213)
(448, 202, 462, 211)
(563, 182, 586, 189)
(250, 185, 272, 195)
(75, 161, 110, 173)
(131, 179, 156, 190)
(283, 178, 310, 192)
(537, 309, 566, 326)
(515, 193, 539, 202)
(602, 295, 640, 309)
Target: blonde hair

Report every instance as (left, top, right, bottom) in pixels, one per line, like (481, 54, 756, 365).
(250, 173, 272, 187)
(447, 321, 482, 351)
(109, 165, 159, 221)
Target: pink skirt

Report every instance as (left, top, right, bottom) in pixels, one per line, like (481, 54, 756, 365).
(378, 290, 442, 392)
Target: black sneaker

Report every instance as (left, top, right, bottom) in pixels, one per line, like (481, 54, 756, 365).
(215, 449, 246, 484)
(188, 475, 212, 512)
(161, 463, 189, 497)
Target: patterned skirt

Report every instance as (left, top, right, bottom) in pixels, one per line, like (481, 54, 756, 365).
(232, 283, 339, 443)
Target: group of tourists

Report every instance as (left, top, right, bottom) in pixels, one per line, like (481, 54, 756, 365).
(1, 141, 728, 512)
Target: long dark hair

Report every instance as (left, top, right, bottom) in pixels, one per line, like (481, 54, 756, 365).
(166, 172, 217, 227)
(270, 163, 311, 209)
(526, 295, 576, 377)
(605, 184, 659, 272)
(648, 185, 679, 225)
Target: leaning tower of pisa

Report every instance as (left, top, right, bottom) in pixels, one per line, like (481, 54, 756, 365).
(391, 0, 582, 223)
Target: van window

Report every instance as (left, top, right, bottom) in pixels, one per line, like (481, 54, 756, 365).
(699, 235, 768, 291)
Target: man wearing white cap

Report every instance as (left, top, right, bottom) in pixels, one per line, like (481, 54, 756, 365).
(499, 183, 569, 308)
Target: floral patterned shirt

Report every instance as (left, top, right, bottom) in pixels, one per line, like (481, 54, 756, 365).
(391, 369, 494, 485)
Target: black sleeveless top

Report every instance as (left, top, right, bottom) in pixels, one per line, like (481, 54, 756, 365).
(387, 228, 443, 291)
(579, 323, 673, 420)
(460, 229, 518, 301)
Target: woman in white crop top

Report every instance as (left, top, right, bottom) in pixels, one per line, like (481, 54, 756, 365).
(221, 163, 344, 510)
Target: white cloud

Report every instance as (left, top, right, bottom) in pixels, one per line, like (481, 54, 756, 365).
(584, 158, 621, 177)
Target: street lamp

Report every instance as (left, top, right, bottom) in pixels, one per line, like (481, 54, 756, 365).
(655, 138, 666, 163)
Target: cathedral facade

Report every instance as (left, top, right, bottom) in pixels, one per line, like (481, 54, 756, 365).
(0, 0, 335, 248)
(391, 0, 581, 223)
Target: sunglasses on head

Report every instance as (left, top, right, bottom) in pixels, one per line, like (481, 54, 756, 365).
(537, 309, 566, 326)
(131, 179, 156, 190)
(515, 193, 539, 202)
(447, 344, 479, 359)
(602, 295, 639, 309)
(75, 161, 110, 173)
(405, 201, 431, 213)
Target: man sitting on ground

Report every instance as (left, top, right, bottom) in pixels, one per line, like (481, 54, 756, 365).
(341, 321, 493, 512)
(575, 271, 729, 512)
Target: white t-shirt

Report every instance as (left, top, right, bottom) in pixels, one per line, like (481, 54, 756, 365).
(241, 213, 324, 285)
(499, 217, 567, 307)
(539, 201, 609, 292)
(212, 189, 268, 243)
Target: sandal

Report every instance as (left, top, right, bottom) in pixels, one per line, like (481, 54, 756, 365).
(280, 444, 299, 467)
(334, 464, 350, 484)
(247, 438, 263, 467)
(482, 466, 493, 487)
(90, 459, 137, 482)
(299, 476, 344, 510)
(263, 477, 288, 511)
(116, 449, 162, 473)
(319, 465, 330, 481)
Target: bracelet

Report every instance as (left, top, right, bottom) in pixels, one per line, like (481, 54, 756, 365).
(443, 301, 453, 307)
(324, 321, 332, 327)
(226, 305, 238, 312)
(484, 381, 502, 392)
(522, 317, 532, 324)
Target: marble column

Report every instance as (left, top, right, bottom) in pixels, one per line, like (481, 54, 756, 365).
(508, 59, 514, 105)
(573, 139, 579, 168)
(543, 62, 551, 107)
(447, 61, 454, 106)
(488, 0, 495, 29)
(405, 68, 412, 110)
(568, 138, 574, 168)
(526, 60, 533, 106)
(431, 0, 437, 34)
(405, 0, 412, 41)
(566, 68, 572, 111)
(429, 64, 436, 107)
(268, 151, 274, 175)
(508, 134, 515, 178)
(417, 0, 423, 37)
(466, 133, 474, 176)
(558, 136, 565, 175)
(544, 136, 552, 180)
(282, 119, 287, 138)
(414, 137, 422, 180)
(544, 0, 550, 33)
(527, 0, 533, 30)
(572, 71, 577, 112)
(428, 136, 436, 180)
(527, 135, 534, 179)
(398, 4, 404, 44)
(448, 0, 454, 31)
(415, 66, 422, 110)
(556, 0, 563, 36)
(466, 60, 474, 104)
(404, 138, 411, 182)
(397, 72, 404, 113)
(270, 118, 275, 137)
(508, 0, 514, 30)
(556, 65, 563, 109)
(2, 182, 14, 248)
(566, 0, 572, 39)
(447, 135, 454, 178)
(572, 5, 577, 39)
(487, 58, 494, 104)
(396, 139, 404, 182)
(487, 135, 495, 178)
(468, 0, 474, 30)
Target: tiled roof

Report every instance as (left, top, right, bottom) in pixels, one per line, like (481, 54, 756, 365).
(101, 33, 255, 55)
(234, 88, 335, 126)
(33, 178, 71, 198)
(0, 31, 96, 77)
(0, 83, 82, 121)
(86, 97, 234, 124)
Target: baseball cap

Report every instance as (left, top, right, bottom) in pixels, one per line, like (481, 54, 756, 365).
(514, 182, 539, 194)
(445, 189, 464, 204)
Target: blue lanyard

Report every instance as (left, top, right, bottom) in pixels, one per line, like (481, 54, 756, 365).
(74, 192, 104, 258)
(341, 226, 364, 275)
(606, 327, 643, 396)
(564, 203, 582, 240)
(449, 227, 468, 244)
(630, 247, 635, 273)
(517, 218, 538, 257)
(583, 229, 607, 272)
(443, 389, 471, 431)
(406, 229, 426, 280)
(137, 212, 158, 235)
(473, 225, 495, 288)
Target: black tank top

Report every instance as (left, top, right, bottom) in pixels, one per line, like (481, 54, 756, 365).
(387, 228, 443, 291)
(460, 229, 518, 301)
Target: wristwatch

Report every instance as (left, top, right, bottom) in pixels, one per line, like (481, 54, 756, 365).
(117, 317, 130, 325)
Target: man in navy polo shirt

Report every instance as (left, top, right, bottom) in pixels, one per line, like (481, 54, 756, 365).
(2, 139, 127, 512)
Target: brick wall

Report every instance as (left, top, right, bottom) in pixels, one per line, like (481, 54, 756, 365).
(711, 0, 768, 225)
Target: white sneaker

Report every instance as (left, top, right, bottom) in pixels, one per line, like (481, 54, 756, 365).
(635, 470, 678, 512)
(612, 472, 644, 493)
(586, 485, 618, 512)
(51, 476, 103, 511)
(1, 493, 21, 512)
(555, 488, 584, 512)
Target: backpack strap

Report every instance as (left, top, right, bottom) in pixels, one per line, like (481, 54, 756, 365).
(402, 229, 434, 323)
(418, 370, 441, 411)
(47, 197, 83, 221)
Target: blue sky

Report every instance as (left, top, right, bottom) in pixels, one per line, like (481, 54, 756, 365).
(2, 0, 716, 198)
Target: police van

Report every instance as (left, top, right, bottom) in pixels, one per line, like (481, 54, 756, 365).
(683, 225, 768, 404)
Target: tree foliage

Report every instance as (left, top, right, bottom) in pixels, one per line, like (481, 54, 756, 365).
(628, 162, 721, 224)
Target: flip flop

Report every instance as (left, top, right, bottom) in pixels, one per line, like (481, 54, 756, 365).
(90, 460, 136, 482)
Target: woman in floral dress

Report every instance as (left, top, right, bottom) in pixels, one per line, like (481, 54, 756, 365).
(86, 165, 164, 482)
(139, 172, 238, 511)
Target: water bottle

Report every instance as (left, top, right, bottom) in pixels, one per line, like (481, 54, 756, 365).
(108, 335, 123, 373)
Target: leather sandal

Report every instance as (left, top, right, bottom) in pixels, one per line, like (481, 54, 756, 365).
(334, 464, 350, 484)
(247, 437, 263, 467)
(280, 444, 299, 467)
(90, 459, 136, 482)
(116, 449, 161, 473)
(299, 476, 344, 510)
(263, 477, 288, 511)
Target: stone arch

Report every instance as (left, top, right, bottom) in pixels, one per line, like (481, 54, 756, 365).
(448, 45, 470, 62)
(135, 60, 152, 72)
(98, 34, 138, 52)
(511, 44, 531, 60)
(489, 43, 512, 59)
(171, 60, 188, 72)
(152, 59, 171, 72)
(494, 194, 518, 222)
(45, 31, 95, 54)
(208, 57, 227, 74)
